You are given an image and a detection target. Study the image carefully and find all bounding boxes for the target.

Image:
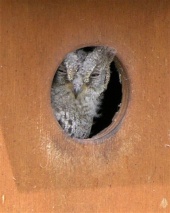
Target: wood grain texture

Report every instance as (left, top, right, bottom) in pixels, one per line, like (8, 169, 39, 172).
(0, 0, 170, 212)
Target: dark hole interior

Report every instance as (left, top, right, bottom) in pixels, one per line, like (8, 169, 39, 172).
(79, 47, 122, 137)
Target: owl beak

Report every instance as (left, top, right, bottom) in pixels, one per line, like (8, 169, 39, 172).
(73, 83, 82, 96)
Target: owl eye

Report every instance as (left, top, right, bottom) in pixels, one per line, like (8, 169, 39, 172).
(91, 73, 100, 77)
(57, 69, 67, 74)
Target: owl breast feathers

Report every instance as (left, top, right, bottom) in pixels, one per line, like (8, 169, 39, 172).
(51, 46, 116, 139)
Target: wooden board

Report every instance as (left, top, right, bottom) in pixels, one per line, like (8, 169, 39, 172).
(0, 0, 170, 212)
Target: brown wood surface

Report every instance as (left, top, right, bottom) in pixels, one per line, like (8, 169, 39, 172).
(0, 0, 170, 212)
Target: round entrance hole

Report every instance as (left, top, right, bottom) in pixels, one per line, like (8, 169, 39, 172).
(51, 46, 129, 141)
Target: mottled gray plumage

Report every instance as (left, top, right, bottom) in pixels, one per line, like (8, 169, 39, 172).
(51, 46, 116, 139)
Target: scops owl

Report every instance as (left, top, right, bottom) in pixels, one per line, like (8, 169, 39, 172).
(51, 46, 116, 139)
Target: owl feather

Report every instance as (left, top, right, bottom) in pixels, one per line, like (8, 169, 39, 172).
(51, 46, 116, 139)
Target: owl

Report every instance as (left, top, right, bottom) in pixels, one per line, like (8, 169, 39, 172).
(51, 46, 116, 139)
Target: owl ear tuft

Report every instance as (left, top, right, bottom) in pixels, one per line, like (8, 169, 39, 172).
(104, 47, 117, 63)
(95, 46, 117, 63)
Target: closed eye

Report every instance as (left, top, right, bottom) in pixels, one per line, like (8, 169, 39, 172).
(91, 73, 100, 77)
(57, 69, 67, 74)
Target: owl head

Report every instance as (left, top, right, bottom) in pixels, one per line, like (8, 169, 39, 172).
(55, 46, 116, 96)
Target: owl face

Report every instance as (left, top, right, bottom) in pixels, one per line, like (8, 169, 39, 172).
(55, 46, 116, 97)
